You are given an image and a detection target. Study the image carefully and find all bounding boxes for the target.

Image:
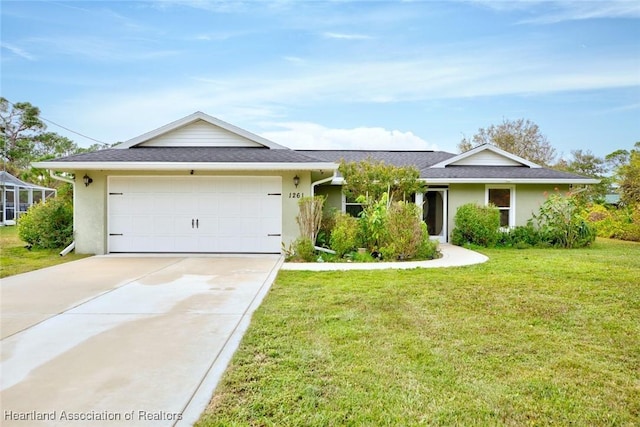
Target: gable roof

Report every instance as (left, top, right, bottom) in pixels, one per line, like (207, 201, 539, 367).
(116, 111, 288, 150)
(299, 148, 598, 184)
(431, 144, 540, 168)
(33, 112, 337, 171)
(0, 171, 55, 190)
(31, 113, 598, 184)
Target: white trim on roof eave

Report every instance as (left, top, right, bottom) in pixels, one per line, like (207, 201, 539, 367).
(430, 144, 541, 169)
(420, 178, 600, 184)
(32, 161, 338, 172)
(115, 111, 288, 150)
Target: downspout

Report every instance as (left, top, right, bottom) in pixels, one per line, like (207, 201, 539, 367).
(311, 170, 338, 254)
(49, 170, 76, 256)
(310, 169, 337, 198)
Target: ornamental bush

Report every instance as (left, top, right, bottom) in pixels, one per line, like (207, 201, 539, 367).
(586, 203, 640, 242)
(291, 237, 316, 262)
(451, 203, 500, 247)
(533, 192, 596, 248)
(18, 196, 73, 249)
(497, 222, 543, 248)
(380, 201, 431, 260)
(329, 213, 360, 258)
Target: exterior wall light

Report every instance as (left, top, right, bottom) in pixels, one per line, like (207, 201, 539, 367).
(293, 175, 300, 188)
(83, 174, 93, 187)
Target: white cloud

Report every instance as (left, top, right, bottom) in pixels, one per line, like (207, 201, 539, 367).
(260, 122, 437, 150)
(57, 45, 638, 146)
(322, 32, 373, 40)
(521, 1, 640, 24)
(471, 0, 640, 23)
(0, 42, 35, 61)
(24, 36, 180, 62)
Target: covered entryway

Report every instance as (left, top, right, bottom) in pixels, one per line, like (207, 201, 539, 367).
(108, 176, 282, 253)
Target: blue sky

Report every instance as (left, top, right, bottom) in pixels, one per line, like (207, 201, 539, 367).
(1, 0, 639, 160)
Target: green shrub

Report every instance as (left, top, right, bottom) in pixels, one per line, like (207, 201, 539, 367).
(357, 193, 389, 251)
(451, 203, 500, 247)
(18, 196, 73, 249)
(497, 222, 542, 248)
(330, 213, 360, 257)
(533, 192, 596, 248)
(416, 224, 440, 259)
(292, 237, 316, 262)
(379, 201, 433, 260)
(586, 203, 640, 242)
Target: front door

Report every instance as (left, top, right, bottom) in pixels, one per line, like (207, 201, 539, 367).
(423, 189, 448, 243)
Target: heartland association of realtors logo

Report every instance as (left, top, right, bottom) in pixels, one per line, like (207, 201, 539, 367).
(3, 409, 182, 422)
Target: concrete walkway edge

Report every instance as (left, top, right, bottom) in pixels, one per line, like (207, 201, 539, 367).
(176, 256, 284, 427)
(280, 244, 488, 271)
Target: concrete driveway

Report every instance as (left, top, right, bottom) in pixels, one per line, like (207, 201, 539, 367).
(0, 255, 283, 427)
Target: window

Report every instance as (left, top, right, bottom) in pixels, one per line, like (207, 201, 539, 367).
(486, 186, 515, 228)
(344, 195, 364, 217)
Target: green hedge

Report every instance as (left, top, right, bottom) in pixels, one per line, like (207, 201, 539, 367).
(18, 196, 73, 249)
(451, 203, 500, 247)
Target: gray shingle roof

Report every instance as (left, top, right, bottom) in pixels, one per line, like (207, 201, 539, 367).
(45, 147, 328, 163)
(421, 166, 591, 180)
(39, 147, 595, 182)
(298, 150, 456, 170)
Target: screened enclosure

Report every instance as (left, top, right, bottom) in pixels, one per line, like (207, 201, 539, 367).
(1, 171, 56, 225)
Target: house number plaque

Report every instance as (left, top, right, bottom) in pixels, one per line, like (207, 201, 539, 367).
(288, 192, 304, 199)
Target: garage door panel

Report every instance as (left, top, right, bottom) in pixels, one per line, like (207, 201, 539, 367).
(261, 196, 281, 215)
(217, 217, 237, 236)
(131, 195, 155, 215)
(132, 216, 155, 235)
(152, 193, 175, 212)
(109, 179, 129, 193)
(109, 235, 131, 252)
(261, 216, 281, 232)
(108, 176, 282, 253)
(172, 215, 195, 234)
(263, 235, 282, 253)
(196, 216, 218, 234)
(153, 216, 175, 234)
(109, 215, 132, 234)
(172, 193, 198, 214)
(197, 197, 219, 215)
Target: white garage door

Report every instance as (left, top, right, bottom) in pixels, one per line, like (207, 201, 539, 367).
(108, 176, 282, 253)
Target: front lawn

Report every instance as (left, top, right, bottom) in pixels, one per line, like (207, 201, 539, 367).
(0, 226, 88, 278)
(198, 239, 639, 426)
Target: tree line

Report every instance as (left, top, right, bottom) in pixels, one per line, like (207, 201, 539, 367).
(0, 97, 113, 188)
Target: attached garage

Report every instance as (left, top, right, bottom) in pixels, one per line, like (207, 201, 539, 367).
(33, 112, 337, 255)
(108, 176, 282, 253)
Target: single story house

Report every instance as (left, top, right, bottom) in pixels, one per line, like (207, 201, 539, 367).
(34, 112, 598, 254)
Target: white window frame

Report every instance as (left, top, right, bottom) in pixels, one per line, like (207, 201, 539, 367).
(485, 185, 516, 229)
(342, 193, 365, 217)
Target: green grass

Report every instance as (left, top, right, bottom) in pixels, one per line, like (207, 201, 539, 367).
(198, 239, 640, 426)
(0, 226, 88, 278)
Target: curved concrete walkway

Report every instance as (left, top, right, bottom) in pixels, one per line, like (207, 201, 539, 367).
(281, 243, 488, 271)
